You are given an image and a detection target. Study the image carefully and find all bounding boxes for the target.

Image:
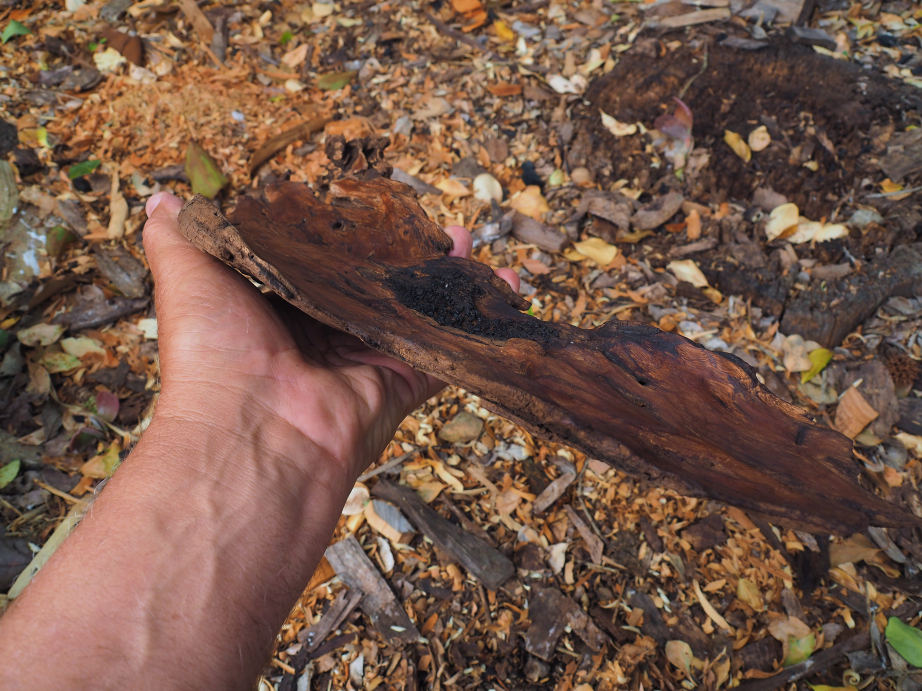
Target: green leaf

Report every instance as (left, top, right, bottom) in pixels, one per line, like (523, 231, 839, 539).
(809, 685, 857, 691)
(801, 347, 833, 383)
(279, 30, 293, 45)
(1, 20, 30, 44)
(316, 70, 357, 91)
(184, 142, 228, 199)
(783, 633, 815, 666)
(68, 159, 102, 179)
(0, 459, 20, 490)
(0, 328, 10, 351)
(886, 617, 922, 667)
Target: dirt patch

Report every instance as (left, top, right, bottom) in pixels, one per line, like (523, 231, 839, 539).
(571, 37, 922, 232)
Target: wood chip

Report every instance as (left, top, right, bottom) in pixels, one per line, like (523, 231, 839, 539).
(692, 579, 733, 633)
(324, 535, 420, 644)
(532, 471, 575, 514)
(373, 480, 514, 590)
(834, 387, 879, 439)
(524, 586, 609, 661)
(178, 0, 215, 44)
(654, 8, 730, 28)
(564, 505, 604, 564)
(297, 588, 363, 651)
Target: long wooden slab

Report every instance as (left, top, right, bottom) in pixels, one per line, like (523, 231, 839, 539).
(177, 177, 912, 533)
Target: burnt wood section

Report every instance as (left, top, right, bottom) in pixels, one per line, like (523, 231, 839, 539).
(177, 176, 911, 534)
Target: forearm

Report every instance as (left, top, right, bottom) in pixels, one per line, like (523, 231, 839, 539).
(0, 407, 353, 689)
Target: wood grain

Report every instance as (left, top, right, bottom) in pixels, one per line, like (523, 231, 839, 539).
(177, 176, 913, 534)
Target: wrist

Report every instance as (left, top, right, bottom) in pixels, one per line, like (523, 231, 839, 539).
(138, 387, 356, 536)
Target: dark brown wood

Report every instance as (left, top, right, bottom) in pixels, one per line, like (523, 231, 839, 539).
(781, 243, 922, 347)
(296, 587, 362, 652)
(523, 586, 608, 661)
(323, 534, 419, 645)
(372, 480, 515, 591)
(177, 177, 914, 534)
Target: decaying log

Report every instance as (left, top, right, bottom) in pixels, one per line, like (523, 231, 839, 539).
(177, 176, 913, 534)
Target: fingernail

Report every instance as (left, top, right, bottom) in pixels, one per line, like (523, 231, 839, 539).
(146, 192, 168, 217)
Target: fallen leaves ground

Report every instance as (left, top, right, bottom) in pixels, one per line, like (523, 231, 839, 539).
(1, 0, 921, 689)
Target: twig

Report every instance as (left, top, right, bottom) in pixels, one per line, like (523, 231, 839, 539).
(248, 115, 330, 175)
(422, 12, 506, 63)
(357, 450, 414, 483)
(678, 46, 709, 100)
(33, 480, 80, 505)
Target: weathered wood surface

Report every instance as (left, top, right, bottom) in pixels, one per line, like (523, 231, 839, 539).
(372, 480, 515, 590)
(323, 534, 419, 645)
(296, 587, 362, 652)
(781, 242, 922, 347)
(524, 586, 608, 661)
(177, 177, 913, 533)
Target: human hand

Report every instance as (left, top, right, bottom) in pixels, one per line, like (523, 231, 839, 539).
(143, 192, 519, 483)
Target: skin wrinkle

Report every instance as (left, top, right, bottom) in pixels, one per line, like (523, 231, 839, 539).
(0, 194, 522, 689)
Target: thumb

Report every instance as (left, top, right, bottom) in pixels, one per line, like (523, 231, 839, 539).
(143, 192, 242, 292)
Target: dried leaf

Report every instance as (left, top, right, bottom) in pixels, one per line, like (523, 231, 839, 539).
(93, 47, 126, 73)
(665, 640, 694, 675)
(813, 223, 848, 242)
(600, 110, 637, 137)
(548, 542, 568, 574)
(185, 142, 228, 199)
(736, 577, 764, 611)
(667, 259, 708, 288)
(547, 74, 582, 95)
(472, 173, 502, 203)
(509, 185, 550, 219)
(81, 444, 121, 479)
(17, 323, 64, 347)
(281, 43, 309, 69)
(435, 178, 471, 199)
(93, 389, 120, 422)
(41, 351, 81, 374)
(573, 237, 618, 266)
(886, 617, 922, 667)
(829, 533, 881, 566)
(765, 203, 800, 241)
(724, 129, 752, 162)
(60, 336, 105, 360)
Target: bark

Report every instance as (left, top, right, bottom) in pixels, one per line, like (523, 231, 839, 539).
(177, 176, 913, 534)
